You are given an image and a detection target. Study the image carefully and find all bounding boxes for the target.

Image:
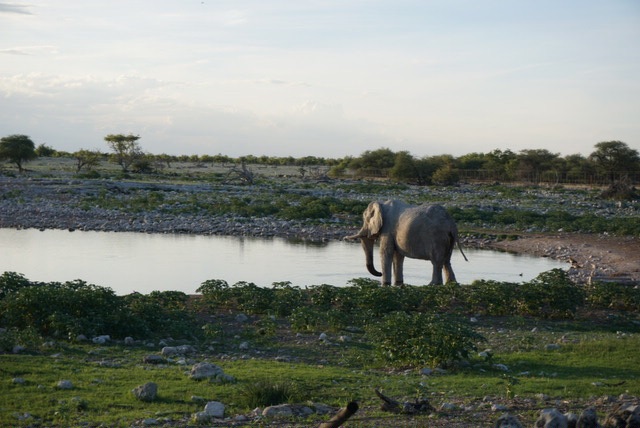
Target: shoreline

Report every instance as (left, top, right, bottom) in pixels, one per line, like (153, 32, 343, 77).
(1, 175, 638, 284)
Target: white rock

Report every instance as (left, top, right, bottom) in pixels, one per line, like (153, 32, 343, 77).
(263, 404, 293, 417)
(204, 401, 225, 418)
(57, 380, 74, 390)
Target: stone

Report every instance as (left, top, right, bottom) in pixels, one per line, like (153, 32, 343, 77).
(132, 382, 158, 402)
(263, 404, 294, 418)
(535, 408, 568, 428)
(92, 335, 110, 344)
(143, 355, 165, 364)
(494, 413, 523, 428)
(57, 380, 73, 390)
(235, 313, 248, 323)
(161, 346, 177, 356)
(12, 377, 26, 384)
(189, 362, 224, 380)
(203, 401, 225, 418)
(124, 336, 135, 345)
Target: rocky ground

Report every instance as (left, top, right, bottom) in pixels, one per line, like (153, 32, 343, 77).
(1, 171, 639, 427)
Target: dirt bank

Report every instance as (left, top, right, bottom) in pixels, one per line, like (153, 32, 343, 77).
(490, 233, 640, 283)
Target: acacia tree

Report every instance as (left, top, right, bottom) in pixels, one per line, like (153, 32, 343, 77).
(0, 134, 38, 172)
(104, 133, 143, 172)
(73, 149, 102, 173)
(589, 141, 640, 184)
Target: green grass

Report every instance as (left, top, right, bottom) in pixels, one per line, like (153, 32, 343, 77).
(1, 332, 639, 426)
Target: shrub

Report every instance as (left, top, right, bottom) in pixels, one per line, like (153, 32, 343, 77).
(516, 269, 584, 318)
(586, 281, 640, 311)
(239, 380, 301, 408)
(0, 271, 31, 300)
(367, 311, 484, 368)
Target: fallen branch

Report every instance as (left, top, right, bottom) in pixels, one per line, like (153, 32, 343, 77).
(317, 401, 359, 428)
(375, 388, 434, 414)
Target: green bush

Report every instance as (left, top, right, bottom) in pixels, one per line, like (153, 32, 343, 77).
(0, 271, 31, 300)
(239, 380, 301, 408)
(0, 276, 201, 340)
(516, 269, 584, 318)
(367, 311, 484, 368)
(586, 281, 640, 311)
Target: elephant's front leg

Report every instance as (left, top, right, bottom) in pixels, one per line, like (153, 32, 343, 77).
(429, 261, 444, 285)
(393, 252, 405, 286)
(379, 237, 394, 286)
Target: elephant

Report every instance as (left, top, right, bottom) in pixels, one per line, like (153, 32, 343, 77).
(345, 200, 467, 285)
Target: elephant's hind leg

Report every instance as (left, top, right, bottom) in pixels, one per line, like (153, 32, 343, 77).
(443, 262, 457, 284)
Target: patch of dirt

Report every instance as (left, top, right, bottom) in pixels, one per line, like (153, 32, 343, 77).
(489, 233, 640, 283)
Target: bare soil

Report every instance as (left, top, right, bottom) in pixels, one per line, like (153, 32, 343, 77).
(490, 233, 640, 283)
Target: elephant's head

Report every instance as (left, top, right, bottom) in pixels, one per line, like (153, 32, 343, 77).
(345, 202, 383, 277)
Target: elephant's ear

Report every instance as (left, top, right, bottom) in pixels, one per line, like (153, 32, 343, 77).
(364, 202, 383, 237)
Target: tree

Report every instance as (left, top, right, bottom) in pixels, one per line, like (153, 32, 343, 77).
(0, 134, 38, 172)
(35, 143, 56, 157)
(73, 149, 102, 173)
(589, 141, 640, 184)
(515, 149, 560, 183)
(104, 133, 143, 172)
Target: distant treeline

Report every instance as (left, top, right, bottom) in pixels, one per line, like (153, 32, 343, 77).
(36, 141, 640, 186)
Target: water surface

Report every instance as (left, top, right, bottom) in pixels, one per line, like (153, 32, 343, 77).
(0, 228, 566, 295)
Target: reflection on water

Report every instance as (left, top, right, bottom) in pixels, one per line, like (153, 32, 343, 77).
(0, 228, 566, 295)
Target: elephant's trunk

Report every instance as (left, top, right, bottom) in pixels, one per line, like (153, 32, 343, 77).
(361, 237, 382, 277)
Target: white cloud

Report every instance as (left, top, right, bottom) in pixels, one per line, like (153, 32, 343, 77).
(0, 1, 638, 158)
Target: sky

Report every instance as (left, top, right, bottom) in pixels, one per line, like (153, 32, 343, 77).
(1, 1, 639, 159)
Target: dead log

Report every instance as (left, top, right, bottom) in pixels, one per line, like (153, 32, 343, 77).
(317, 401, 359, 428)
(375, 388, 434, 414)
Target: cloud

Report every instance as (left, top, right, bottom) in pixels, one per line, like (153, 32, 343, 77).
(0, 2, 33, 15)
(0, 46, 58, 56)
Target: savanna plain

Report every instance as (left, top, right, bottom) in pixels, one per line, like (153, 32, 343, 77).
(1, 157, 639, 427)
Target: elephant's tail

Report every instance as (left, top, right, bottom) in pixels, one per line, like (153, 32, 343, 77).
(457, 240, 469, 262)
(451, 232, 469, 262)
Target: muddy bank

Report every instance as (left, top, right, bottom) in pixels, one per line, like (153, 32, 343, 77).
(490, 234, 640, 284)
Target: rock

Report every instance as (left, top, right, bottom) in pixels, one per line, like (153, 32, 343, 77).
(536, 408, 568, 428)
(92, 335, 110, 344)
(420, 367, 433, 376)
(191, 401, 225, 423)
(161, 346, 177, 356)
(189, 362, 224, 380)
(494, 413, 523, 428)
(263, 404, 294, 418)
(493, 363, 509, 371)
(56, 380, 73, 390)
(177, 344, 196, 354)
(12, 377, 26, 384)
(603, 403, 640, 428)
(142, 418, 159, 426)
(204, 401, 225, 418)
(12, 345, 26, 354)
(143, 355, 165, 364)
(319, 332, 328, 341)
(576, 407, 599, 428)
(492, 404, 509, 412)
(132, 382, 158, 402)
(235, 313, 248, 323)
(239, 341, 249, 350)
(124, 336, 135, 345)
